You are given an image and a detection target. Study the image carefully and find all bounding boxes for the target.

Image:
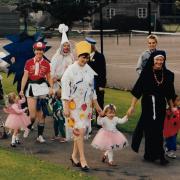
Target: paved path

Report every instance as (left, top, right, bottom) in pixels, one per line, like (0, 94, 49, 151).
(0, 109, 180, 180)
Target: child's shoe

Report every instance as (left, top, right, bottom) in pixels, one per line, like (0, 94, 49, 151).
(51, 136, 60, 141)
(23, 128, 30, 138)
(10, 143, 16, 147)
(15, 140, 21, 144)
(59, 137, 67, 143)
(108, 161, 117, 166)
(37, 135, 46, 143)
(166, 151, 176, 159)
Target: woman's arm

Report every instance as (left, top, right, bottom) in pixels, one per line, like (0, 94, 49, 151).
(19, 70, 28, 96)
(127, 96, 138, 116)
(46, 72, 54, 96)
(93, 99, 103, 116)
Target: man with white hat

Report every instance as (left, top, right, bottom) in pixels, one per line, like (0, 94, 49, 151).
(85, 37, 106, 122)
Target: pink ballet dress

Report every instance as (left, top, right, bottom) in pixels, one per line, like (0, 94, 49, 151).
(4, 101, 31, 130)
(91, 116, 128, 151)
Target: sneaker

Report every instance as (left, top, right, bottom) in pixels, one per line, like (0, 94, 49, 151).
(23, 129, 30, 138)
(166, 151, 176, 159)
(37, 135, 46, 143)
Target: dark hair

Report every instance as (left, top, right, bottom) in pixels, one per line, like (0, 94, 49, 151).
(78, 53, 90, 58)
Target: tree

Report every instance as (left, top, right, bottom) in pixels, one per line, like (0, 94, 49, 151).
(14, 0, 116, 29)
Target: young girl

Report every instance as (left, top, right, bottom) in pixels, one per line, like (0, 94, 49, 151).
(51, 89, 66, 142)
(91, 104, 128, 166)
(4, 92, 31, 147)
(163, 95, 180, 159)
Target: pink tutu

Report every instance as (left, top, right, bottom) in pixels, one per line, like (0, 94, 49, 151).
(5, 113, 31, 130)
(91, 128, 128, 151)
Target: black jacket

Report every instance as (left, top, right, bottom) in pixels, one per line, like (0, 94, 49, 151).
(87, 51, 106, 89)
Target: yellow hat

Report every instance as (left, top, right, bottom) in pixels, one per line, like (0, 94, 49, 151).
(76, 41, 91, 57)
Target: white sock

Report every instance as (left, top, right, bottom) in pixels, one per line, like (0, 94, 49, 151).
(15, 134, 20, 141)
(11, 135, 16, 144)
(104, 151, 108, 156)
(107, 150, 113, 162)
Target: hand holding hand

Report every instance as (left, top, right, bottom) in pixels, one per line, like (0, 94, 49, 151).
(19, 90, 24, 97)
(127, 106, 135, 117)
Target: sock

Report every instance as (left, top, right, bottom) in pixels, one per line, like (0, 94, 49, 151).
(11, 135, 16, 144)
(28, 118, 35, 130)
(37, 123, 45, 136)
(15, 134, 20, 141)
(107, 150, 113, 162)
(104, 151, 108, 156)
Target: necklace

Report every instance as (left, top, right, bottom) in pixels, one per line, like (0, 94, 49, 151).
(153, 69, 164, 86)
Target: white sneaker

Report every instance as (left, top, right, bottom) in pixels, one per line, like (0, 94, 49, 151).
(23, 129, 30, 138)
(37, 135, 46, 143)
(166, 151, 176, 159)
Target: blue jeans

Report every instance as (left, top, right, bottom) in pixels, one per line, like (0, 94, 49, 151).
(165, 134, 177, 151)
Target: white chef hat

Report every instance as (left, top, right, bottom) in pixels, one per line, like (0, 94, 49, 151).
(58, 24, 69, 45)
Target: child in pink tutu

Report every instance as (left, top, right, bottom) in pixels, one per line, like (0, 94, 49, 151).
(91, 104, 128, 166)
(4, 92, 31, 147)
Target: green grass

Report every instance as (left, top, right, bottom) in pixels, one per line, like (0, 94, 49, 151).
(104, 88, 180, 143)
(0, 148, 94, 180)
(104, 88, 141, 133)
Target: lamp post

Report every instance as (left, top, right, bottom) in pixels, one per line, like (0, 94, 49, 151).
(99, 2, 103, 54)
(147, 1, 151, 35)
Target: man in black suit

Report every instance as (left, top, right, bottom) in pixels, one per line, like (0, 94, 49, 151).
(85, 37, 106, 115)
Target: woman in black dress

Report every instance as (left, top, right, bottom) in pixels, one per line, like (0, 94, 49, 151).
(127, 50, 175, 165)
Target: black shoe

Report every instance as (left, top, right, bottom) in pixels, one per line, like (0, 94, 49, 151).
(144, 156, 155, 162)
(15, 140, 21, 144)
(160, 158, 169, 166)
(70, 157, 81, 167)
(10, 143, 16, 147)
(81, 165, 89, 172)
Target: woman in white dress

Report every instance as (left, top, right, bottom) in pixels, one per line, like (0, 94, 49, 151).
(51, 24, 74, 92)
(51, 24, 75, 140)
(61, 41, 103, 171)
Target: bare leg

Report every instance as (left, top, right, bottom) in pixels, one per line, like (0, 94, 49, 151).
(27, 97, 37, 129)
(72, 140, 79, 163)
(76, 128, 88, 167)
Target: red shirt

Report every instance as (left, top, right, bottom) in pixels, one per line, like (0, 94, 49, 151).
(163, 108, 180, 138)
(24, 58, 50, 80)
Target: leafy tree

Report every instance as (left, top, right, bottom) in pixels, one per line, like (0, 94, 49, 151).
(13, 0, 116, 29)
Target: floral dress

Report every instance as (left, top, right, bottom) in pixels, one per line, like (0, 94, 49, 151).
(61, 62, 97, 139)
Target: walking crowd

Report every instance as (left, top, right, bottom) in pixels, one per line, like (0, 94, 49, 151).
(0, 26, 180, 172)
